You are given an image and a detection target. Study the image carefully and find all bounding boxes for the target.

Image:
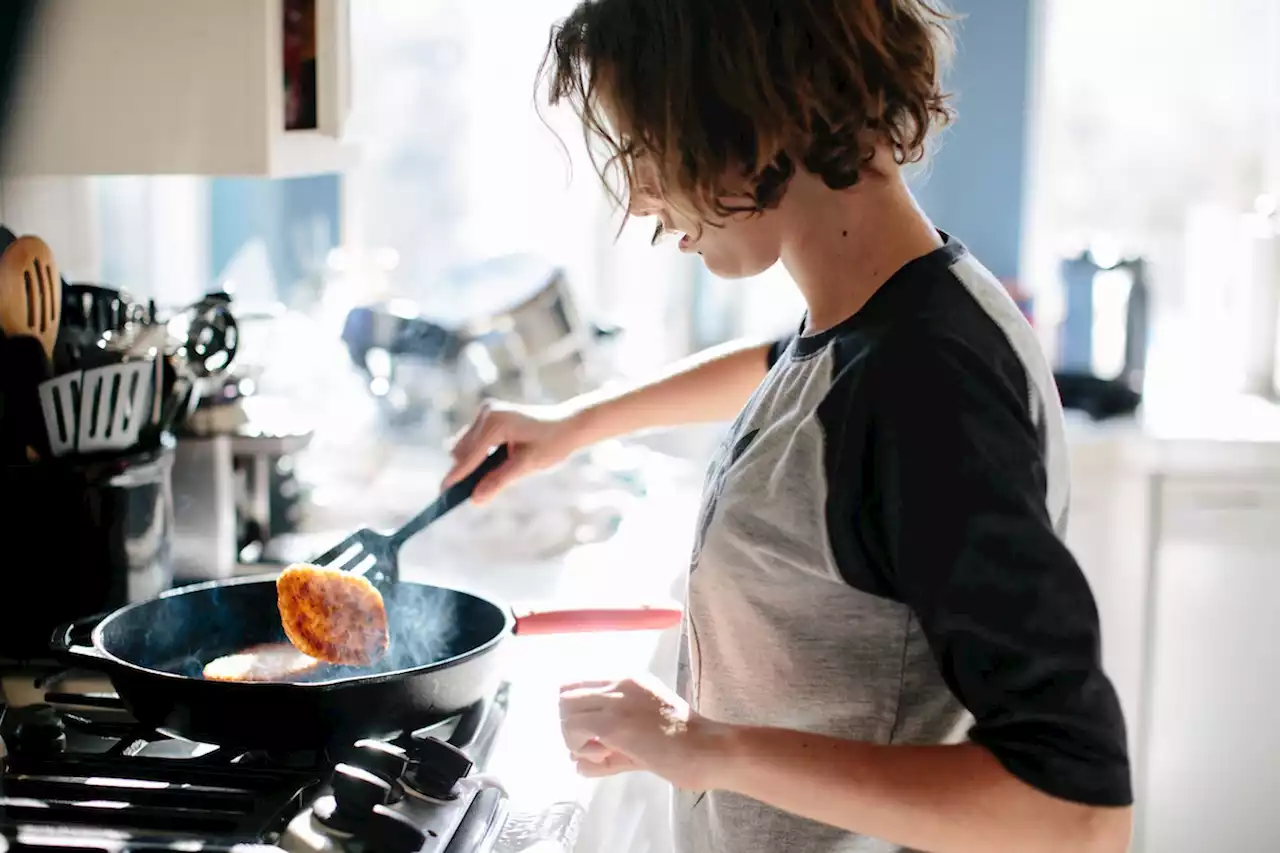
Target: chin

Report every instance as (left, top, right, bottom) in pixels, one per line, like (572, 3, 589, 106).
(699, 250, 777, 280)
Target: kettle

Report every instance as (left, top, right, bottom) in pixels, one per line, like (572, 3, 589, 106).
(1058, 246, 1151, 391)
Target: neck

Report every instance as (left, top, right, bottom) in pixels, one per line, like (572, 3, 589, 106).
(777, 160, 941, 333)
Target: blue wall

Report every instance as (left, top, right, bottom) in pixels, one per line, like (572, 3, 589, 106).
(909, 0, 1034, 282)
(209, 175, 341, 298)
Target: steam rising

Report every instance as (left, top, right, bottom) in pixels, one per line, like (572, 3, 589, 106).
(128, 579, 492, 684)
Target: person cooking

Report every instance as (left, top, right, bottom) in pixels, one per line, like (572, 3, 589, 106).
(443, 1, 1133, 851)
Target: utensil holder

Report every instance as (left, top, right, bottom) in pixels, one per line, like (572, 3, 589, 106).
(0, 439, 175, 659)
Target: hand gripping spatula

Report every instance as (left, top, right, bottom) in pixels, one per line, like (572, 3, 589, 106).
(309, 444, 509, 585)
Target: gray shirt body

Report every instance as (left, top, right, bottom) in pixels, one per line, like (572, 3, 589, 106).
(672, 238, 1130, 852)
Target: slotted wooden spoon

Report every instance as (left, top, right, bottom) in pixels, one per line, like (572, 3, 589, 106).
(0, 235, 61, 361)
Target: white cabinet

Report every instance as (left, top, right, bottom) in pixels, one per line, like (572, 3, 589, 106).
(1064, 435, 1149, 759)
(3, 0, 355, 177)
(1140, 477, 1280, 853)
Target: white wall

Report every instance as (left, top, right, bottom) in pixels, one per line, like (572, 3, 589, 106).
(0, 177, 102, 280)
(0, 176, 210, 304)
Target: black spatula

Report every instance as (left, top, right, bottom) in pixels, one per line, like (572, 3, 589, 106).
(309, 444, 509, 585)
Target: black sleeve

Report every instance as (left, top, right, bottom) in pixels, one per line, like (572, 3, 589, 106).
(855, 332, 1132, 807)
(765, 334, 792, 369)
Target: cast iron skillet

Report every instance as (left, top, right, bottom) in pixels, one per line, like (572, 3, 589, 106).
(52, 574, 678, 751)
(50, 445, 679, 750)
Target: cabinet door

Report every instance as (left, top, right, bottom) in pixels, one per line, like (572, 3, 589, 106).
(1141, 478, 1280, 853)
(1064, 442, 1148, 754)
(5, 0, 354, 177)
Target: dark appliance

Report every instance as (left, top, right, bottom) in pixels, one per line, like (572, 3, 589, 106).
(1058, 248, 1151, 390)
(0, 669, 515, 853)
(1055, 247, 1150, 419)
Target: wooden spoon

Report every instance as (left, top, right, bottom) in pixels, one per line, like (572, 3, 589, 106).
(0, 235, 61, 362)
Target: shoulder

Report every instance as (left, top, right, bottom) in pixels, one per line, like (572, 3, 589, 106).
(818, 319, 1035, 439)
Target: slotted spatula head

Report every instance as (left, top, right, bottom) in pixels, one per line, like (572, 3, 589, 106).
(0, 235, 61, 362)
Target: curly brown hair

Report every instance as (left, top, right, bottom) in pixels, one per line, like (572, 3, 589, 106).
(539, 0, 956, 231)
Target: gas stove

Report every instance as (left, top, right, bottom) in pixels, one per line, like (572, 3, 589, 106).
(0, 666, 513, 853)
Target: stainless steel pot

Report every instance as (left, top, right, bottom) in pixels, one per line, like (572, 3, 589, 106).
(342, 254, 620, 437)
(432, 254, 616, 408)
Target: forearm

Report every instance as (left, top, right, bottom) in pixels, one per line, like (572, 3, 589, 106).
(708, 725, 1131, 853)
(571, 338, 773, 442)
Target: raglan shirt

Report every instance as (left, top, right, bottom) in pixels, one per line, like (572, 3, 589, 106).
(671, 236, 1131, 853)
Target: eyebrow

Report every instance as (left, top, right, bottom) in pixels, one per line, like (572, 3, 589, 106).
(651, 221, 665, 246)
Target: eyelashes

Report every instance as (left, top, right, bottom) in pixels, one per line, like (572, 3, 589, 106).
(651, 221, 681, 246)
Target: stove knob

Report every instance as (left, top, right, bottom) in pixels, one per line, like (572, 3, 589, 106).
(331, 762, 393, 814)
(351, 739, 409, 782)
(365, 804, 427, 853)
(10, 704, 66, 756)
(407, 735, 472, 799)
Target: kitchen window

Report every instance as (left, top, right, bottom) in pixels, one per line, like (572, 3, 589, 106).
(79, 0, 699, 378)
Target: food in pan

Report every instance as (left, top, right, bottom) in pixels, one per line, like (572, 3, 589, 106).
(276, 562, 391, 666)
(202, 642, 323, 682)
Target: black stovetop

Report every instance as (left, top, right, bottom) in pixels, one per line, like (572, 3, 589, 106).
(0, 669, 510, 852)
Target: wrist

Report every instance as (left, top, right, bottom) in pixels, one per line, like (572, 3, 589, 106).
(564, 393, 623, 446)
(689, 718, 744, 792)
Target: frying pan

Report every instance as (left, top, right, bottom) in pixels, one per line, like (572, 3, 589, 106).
(51, 577, 678, 750)
(50, 447, 680, 750)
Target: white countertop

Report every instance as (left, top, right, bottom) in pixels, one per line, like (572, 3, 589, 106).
(1064, 391, 1280, 474)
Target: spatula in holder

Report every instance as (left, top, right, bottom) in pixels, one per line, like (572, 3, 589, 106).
(37, 359, 155, 456)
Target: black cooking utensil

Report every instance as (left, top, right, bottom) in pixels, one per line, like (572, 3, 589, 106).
(310, 445, 510, 584)
(0, 329, 53, 462)
(61, 283, 132, 337)
(177, 294, 238, 378)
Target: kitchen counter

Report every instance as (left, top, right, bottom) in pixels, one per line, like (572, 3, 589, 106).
(1064, 391, 1280, 474)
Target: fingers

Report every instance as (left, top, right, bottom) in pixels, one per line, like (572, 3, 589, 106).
(442, 405, 503, 489)
(570, 739, 612, 761)
(470, 454, 526, 505)
(559, 680, 617, 695)
(560, 705, 610, 753)
(574, 750, 638, 778)
(558, 680, 644, 778)
(563, 726, 639, 778)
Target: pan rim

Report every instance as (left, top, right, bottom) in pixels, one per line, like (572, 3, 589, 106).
(88, 573, 517, 689)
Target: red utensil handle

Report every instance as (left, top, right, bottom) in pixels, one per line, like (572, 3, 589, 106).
(512, 605, 683, 636)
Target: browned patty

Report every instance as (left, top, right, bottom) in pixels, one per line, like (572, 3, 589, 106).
(276, 563, 390, 666)
(202, 642, 323, 682)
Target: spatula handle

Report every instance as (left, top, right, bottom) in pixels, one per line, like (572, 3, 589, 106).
(388, 444, 510, 549)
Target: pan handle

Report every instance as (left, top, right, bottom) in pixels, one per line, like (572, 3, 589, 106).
(511, 604, 683, 636)
(50, 614, 112, 662)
